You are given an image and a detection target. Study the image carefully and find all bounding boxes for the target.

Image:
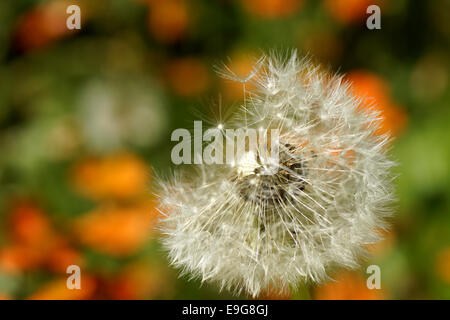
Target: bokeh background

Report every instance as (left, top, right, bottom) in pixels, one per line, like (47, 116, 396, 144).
(0, 0, 449, 299)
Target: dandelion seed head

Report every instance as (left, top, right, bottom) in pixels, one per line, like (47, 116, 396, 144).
(157, 51, 395, 297)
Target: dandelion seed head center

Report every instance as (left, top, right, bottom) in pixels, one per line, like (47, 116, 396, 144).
(235, 143, 307, 208)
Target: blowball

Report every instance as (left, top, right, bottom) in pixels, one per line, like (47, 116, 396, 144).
(157, 52, 395, 297)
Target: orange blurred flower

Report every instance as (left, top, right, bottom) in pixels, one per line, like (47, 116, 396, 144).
(323, 0, 380, 25)
(106, 261, 174, 299)
(45, 245, 83, 274)
(315, 270, 386, 300)
(14, 0, 83, 51)
(241, 0, 303, 19)
(435, 247, 450, 284)
(0, 201, 53, 273)
(147, 0, 189, 44)
(346, 71, 407, 137)
(73, 202, 158, 256)
(71, 152, 149, 200)
(29, 275, 97, 300)
(9, 201, 53, 246)
(0, 199, 82, 274)
(0, 244, 42, 273)
(164, 57, 210, 97)
(0, 240, 81, 275)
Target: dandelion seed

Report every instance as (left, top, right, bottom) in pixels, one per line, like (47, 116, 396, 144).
(157, 51, 395, 297)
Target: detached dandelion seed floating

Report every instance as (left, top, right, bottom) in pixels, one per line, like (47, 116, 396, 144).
(157, 51, 395, 297)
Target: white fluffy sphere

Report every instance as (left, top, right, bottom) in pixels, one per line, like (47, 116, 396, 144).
(157, 52, 395, 297)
